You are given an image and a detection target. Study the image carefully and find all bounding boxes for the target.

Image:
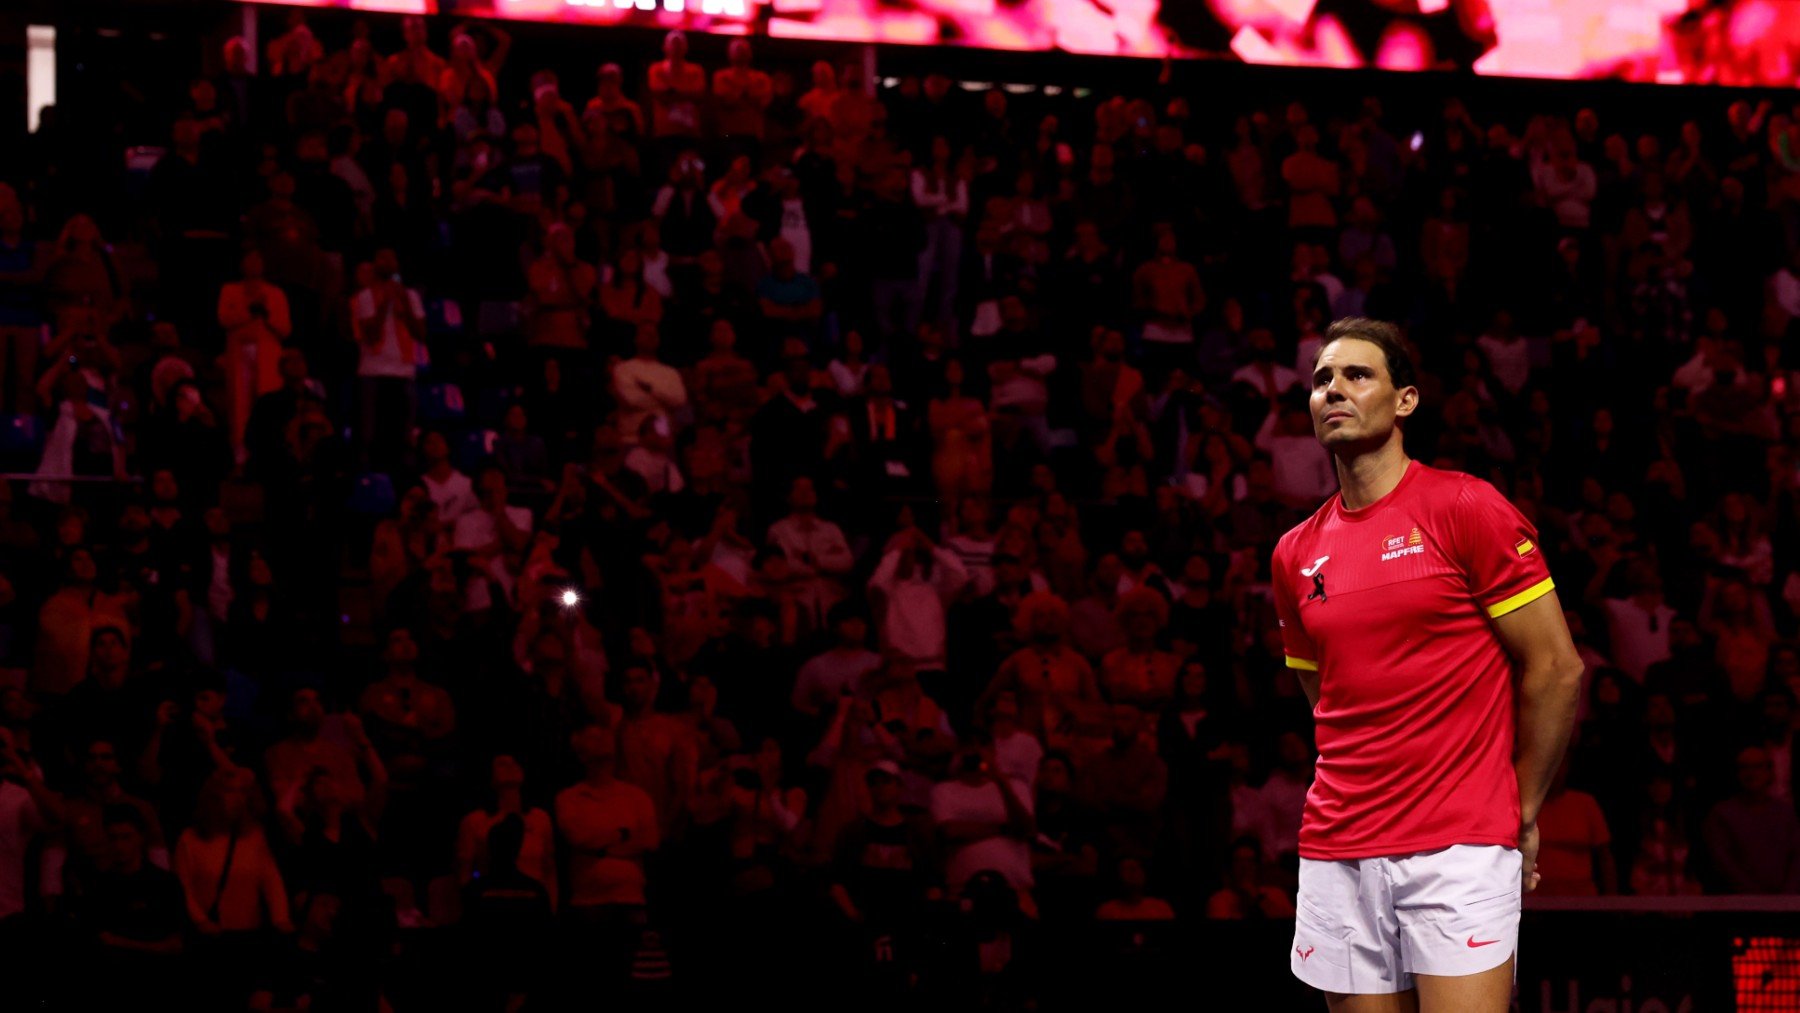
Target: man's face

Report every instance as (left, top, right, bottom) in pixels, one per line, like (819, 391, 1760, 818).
(492, 755, 525, 789)
(91, 631, 128, 674)
(789, 478, 817, 514)
(1740, 749, 1774, 794)
(119, 506, 150, 539)
(623, 667, 656, 710)
(1764, 694, 1793, 732)
(1310, 337, 1413, 450)
(573, 725, 616, 767)
(1111, 707, 1139, 745)
(479, 470, 507, 503)
(291, 688, 325, 733)
(280, 351, 308, 384)
(384, 630, 419, 668)
(85, 742, 121, 787)
(108, 822, 146, 869)
(1668, 619, 1699, 651)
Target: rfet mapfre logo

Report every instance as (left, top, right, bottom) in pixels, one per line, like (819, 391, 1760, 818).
(1382, 527, 1425, 561)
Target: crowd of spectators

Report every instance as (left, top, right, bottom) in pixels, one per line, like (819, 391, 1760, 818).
(5, 8, 1800, 1008)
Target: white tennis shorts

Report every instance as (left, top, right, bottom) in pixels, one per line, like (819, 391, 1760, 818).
(1290, 844, 1521, 995)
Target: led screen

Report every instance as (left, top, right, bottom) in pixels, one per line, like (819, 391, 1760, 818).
(244, 0, 1800, 86)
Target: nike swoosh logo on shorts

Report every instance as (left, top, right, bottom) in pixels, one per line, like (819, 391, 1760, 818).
(1467, 936, 1500, 948)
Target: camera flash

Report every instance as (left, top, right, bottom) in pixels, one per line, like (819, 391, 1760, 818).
(561, 589, 581, 608)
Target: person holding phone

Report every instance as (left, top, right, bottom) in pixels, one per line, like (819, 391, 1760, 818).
(929, 738, 1035, 898)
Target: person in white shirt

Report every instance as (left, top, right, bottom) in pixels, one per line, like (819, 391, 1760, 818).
(826, 329, 870, 398)
(419, 430, 478, 525)
(930, 738, 1035, 893)
(1476, 309, 1531, 397)
(1596, 559, 1676, 684)
(1230, 328, 1302, 400)
(351, 248, 426, 470)
(986, 692, 1045, 791)
(1253, 396, 1336, 506)
(612, 325, 687, 446)
(635, 221, 674, 299)
(867, 527, 969, 674)
(945, 497, 999, 596)
(765, 477, 854, 634)
(1532, 145, 1597, 230)
(623, 415, 684, 496)
(452, 467, 533, 614)
(772, 169, 812, 275)
(1772, 249, 1800, 321)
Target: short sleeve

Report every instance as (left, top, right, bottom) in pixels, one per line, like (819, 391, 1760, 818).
(1448, 478, 1555, 619)
(1270, 544, 1320, 672)
(450, 512, 483, 550)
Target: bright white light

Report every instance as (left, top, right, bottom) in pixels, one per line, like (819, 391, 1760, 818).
(561, 589, 581, 608)
(27, 26, 54, 134)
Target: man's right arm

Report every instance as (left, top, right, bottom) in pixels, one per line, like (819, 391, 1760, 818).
(1297, 668, 1321, 710)
(1270, 544, 1320, 708)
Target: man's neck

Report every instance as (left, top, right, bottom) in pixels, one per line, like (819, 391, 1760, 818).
(1333, 442, 1410, 511)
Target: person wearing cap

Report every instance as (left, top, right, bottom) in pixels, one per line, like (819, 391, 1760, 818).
(828, 756, 935, 976)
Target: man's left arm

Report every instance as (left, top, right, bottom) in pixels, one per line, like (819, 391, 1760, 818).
(1451, 478, 1584, 892)
(1492, 591, 1585, 891)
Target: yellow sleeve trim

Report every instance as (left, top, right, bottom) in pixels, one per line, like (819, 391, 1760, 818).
(1486, 577, 1556, 619)
(1285, 655, 1319, 672)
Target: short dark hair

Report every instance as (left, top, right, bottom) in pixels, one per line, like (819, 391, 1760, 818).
(1316, 317, 1417, 392)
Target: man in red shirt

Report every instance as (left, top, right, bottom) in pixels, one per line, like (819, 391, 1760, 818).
(1271, 318, 1583, 1010)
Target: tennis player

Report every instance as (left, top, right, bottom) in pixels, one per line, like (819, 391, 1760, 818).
(1271, 318, 1584, 1011)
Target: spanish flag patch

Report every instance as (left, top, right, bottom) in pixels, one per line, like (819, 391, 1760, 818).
(1515, 538, 1536, 557)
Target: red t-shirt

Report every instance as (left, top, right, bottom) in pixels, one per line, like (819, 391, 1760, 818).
(1272, 460, 1555, 861)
